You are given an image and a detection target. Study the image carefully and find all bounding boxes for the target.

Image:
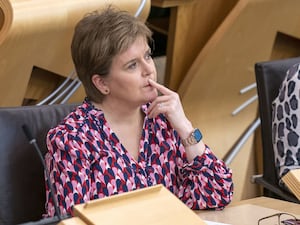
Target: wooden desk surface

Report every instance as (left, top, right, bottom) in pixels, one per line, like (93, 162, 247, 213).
(196, 197, 300, 225)
(230, 196, 300, 215)
(60, 196, 300, 225)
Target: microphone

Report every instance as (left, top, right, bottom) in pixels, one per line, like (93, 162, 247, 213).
(21, 124, 62, 222)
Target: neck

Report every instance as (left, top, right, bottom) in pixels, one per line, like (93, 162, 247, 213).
(93, 100, 144, 125)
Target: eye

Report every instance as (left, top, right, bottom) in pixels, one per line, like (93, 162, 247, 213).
(127, 61, 137, 70)
(145, 50, 153, 60)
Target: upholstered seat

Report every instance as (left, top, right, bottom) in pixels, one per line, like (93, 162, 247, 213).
(0, 104, 77, 225)
(254, 57, 300, 203)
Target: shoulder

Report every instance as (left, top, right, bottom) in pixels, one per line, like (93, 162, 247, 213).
(48, 101, 105, 140)
(279, 63, 300, 98)
(273, 62, 300, 109)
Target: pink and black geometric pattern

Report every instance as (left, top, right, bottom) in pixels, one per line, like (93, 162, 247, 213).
(45, 99, 233, 217)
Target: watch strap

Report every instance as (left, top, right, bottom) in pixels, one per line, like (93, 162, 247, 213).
(182, 128, 202, 147)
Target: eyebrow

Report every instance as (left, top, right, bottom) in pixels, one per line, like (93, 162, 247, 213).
(123, 47, 151, 67)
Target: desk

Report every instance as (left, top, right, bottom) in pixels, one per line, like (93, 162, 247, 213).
(196, 197, 300, 225)
(230, 196, 300, 215)
(60, 196, 300, 225)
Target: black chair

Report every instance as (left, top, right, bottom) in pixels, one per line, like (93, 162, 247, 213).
(253, 56, 300, 203)
(0, 103, 77, 225)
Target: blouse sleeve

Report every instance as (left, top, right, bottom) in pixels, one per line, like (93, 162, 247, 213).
(177, 145, 233, 210)
(45, 128, 92, 217)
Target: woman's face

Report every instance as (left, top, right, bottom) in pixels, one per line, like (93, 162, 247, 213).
(105, 36, 158, 107)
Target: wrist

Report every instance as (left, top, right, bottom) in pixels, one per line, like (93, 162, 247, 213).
(181, 128, 203, 147)
(184, 140, 206, 161)
(177, 120, 193, 140)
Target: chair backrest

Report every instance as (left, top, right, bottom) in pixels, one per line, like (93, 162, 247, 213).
(0, 103, 77, 225)
(254, 56, 300, 192)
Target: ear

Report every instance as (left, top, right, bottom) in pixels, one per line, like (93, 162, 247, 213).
(91, 74, 110, 95)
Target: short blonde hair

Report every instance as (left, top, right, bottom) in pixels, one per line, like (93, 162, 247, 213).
(71, 6, 153, 103)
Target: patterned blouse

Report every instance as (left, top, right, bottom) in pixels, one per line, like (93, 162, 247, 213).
(272, 62, 300, 188)
(45, 99, 233, 217)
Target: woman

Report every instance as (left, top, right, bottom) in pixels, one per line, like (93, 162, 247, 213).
(45, 6, 233, 217)
(272, 62, 300, 190)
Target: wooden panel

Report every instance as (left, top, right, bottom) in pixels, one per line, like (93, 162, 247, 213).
(164, 0, 238, 90)
(59, 217, 87, 225)
(0, 0, 12, 45)
(178, 0, 300, 202)
(151, 0, 195, 8)
(0, 0, 150, 106)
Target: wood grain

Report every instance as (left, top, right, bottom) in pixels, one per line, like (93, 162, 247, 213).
(178, 0, 300, 202)
(0, 0, 150, 106)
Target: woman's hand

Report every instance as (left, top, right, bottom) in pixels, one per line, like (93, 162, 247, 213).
(147, 79, 193, 139)
(147, 79, 206, 159)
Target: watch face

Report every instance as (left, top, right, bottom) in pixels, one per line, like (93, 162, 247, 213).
(194, 129, 202, 142)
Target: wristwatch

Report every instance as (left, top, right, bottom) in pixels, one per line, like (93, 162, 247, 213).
(182, 128, 202, 147)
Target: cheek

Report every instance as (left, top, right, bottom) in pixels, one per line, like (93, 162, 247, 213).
(114, 76, 137, 90)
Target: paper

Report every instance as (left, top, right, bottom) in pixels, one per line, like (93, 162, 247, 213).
(204, 220, 231, 225)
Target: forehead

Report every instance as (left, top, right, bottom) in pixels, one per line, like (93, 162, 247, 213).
(115, 37, 149, 62)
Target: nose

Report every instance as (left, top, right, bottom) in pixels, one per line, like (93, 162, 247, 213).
(141, 60, 155, 77)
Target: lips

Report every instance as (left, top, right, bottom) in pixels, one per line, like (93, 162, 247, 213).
(143, 81, 151, 88)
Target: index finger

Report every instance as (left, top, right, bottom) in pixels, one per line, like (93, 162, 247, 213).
(148, 79, 173, 95)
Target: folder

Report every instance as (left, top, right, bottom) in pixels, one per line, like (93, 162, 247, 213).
(282, 168, 300, 201)
(72, 184, 207, 225)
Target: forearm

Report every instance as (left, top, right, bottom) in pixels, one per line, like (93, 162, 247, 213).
(175, 119, 206, 162)
(178, 147, 233, 209)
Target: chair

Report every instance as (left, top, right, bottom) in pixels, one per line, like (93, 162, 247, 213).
(253, 56, 300, 203)
(0, 103, 77, 225)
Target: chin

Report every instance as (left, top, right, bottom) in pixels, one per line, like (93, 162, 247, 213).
(141, 89, 158, 103)
(147, 98, 156, 104)
(149, 91, 158, 101)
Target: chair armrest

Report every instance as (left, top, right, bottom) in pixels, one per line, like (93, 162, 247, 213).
(252, 174, 300, 204)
